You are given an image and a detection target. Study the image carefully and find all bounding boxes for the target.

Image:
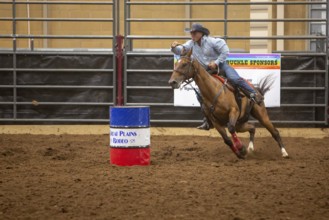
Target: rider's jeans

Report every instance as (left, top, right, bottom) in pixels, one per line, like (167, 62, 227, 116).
(219, 62, 256, 94)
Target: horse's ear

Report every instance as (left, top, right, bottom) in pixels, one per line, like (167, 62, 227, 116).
(187, 48, 193, 58)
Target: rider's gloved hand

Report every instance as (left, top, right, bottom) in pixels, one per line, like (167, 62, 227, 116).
(208, 61, 218, 71)
(171, 41, 180, 48)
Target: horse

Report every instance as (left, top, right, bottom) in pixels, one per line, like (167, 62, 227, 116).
(168, 49, 289, 159)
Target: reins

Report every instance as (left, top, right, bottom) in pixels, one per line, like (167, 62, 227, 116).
(174, 54, 228, 114)
(173, 55, 198, 85)
(174, 57, 203, 100)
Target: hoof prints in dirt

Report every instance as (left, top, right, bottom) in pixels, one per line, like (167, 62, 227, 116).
(1, 148, 26, 157)
(182, 146, 201, 152)
(1, 135, 329, 220)
(153, 145, 207, 163)
(42, 147, 74, 161)
(0, 148, 28, 165)
(1, 150, 15, 157)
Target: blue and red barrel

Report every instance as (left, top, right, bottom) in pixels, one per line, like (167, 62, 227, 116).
(109, 106, 151, 166)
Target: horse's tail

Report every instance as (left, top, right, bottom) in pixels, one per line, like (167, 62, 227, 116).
(256, 75, 275, 96)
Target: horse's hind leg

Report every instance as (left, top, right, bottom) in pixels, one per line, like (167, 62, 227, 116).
(252, 107, 289, 158)
(236, 122, 255, 153)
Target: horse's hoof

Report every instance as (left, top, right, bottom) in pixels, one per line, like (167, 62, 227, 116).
(237, 154, 245, 160)
(235, 151, 245, 159)
(230, 147, 245, 159)
(247, 142, 254, 153)
(239, 145, 247, 157)
(281, 148, 289, 158)
(233, 141, 247, 157)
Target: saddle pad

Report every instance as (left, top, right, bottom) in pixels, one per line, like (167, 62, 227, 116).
(211, 74, 235, 92)
(211, 74, 255, 93)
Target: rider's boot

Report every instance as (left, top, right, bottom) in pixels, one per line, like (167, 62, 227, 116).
(197, 116, 214, 130)
(250, 92, 264, 105)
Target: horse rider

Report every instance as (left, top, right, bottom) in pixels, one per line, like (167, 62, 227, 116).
(171, 23, 264, 130)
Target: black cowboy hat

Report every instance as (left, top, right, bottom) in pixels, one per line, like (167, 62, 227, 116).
(188, 23, 210, 36)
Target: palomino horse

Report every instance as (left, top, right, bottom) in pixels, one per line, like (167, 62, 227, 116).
(168, 49, 289, 159)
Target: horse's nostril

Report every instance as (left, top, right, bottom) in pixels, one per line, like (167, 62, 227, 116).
(169, 80, 177, 86)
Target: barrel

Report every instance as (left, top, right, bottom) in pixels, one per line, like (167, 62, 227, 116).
(109, 106, 150, 166)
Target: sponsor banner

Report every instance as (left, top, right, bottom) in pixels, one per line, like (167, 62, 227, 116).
(110, 127, 150, 148)
(174, 81, 200, 107)
(226, 53, 281, 69)
(174, 53, 281, 107)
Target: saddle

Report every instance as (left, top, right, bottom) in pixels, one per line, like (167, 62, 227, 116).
(210, 73, 252, 98)
(210, 73, 255, 123)
(207, 68, 254, 95)
(211, 74, 236, 92)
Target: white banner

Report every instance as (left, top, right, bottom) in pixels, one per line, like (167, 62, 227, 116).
(174, 53, 281, 107)
(110, 128, 150, 148)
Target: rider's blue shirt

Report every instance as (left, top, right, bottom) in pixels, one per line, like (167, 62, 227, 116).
(171, 35, 229, 69)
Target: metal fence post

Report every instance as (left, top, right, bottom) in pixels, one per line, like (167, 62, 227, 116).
(113, 0, 117, 106)
(224, 0, 228, 41)
(12, 0, 17, 120)
(325, 1, 329, 125)
(116, 35, 124, 106)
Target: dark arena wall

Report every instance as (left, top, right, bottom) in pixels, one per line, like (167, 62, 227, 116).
(0, 53, 327, 125)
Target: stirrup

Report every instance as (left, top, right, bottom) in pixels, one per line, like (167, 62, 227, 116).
(250, 93, 264, 105)
(197, 121, 210, 130)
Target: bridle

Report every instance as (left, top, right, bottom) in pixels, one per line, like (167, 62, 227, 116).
(173, 56, 198, 86)
(172, 53, 227, 115)
(172, 55, 203, 102)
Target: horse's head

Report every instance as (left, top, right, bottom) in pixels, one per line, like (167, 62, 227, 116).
(168, 49, 195, 89)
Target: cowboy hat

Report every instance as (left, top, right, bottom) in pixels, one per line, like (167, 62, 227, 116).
(188, 23, 210, 36)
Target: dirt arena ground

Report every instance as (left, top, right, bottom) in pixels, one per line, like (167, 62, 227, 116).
(0, 133, 329, 220)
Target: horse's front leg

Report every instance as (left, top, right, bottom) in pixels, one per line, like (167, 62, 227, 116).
(236, 122, 255, 153)
(227, 108, 247, 157)
(212, 122, 245, 159)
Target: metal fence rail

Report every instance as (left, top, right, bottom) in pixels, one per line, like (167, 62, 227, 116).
(0, 0, 116, 123)
(124, 0, 329, 125)
(0, 0, 328, 125)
